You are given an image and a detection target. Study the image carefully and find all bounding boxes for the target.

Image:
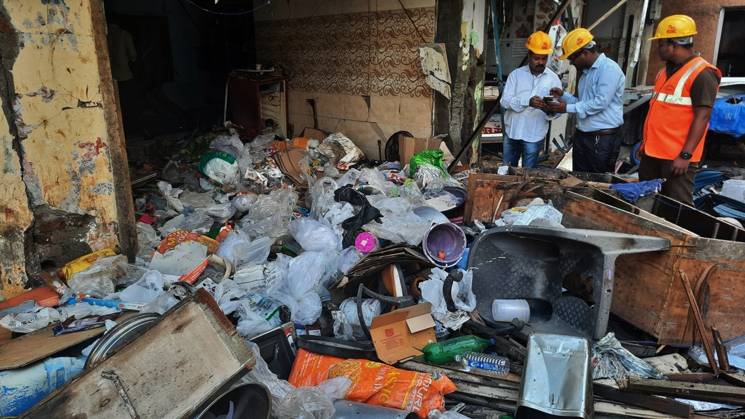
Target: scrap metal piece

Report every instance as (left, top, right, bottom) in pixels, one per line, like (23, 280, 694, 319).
(85, 313, 160, 370)
(101, 370, 139, 419)
(468, 226, 670, 338)
(516, 333, 593, 419)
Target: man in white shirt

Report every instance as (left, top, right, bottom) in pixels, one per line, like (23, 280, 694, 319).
(500, 31, 562, 168)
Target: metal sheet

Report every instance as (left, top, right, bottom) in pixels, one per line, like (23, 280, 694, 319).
(517, 333, 592, 419)
(22, 290, 254, 419)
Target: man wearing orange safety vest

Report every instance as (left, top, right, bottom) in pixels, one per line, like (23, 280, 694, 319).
(639, 15, 721, 205)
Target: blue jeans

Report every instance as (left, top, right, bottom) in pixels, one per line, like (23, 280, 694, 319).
(503, 137, 542, 168)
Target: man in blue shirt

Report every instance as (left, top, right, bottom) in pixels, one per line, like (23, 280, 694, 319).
(546, 28, 625, 173)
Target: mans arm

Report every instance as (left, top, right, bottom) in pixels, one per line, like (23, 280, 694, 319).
(671, 69, 720, 175)
(500, 71, 531, 112)
(566, 70, 623, 118)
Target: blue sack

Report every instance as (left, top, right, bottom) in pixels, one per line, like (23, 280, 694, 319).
(710, 95, 745, 138)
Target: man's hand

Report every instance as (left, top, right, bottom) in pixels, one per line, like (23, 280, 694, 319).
(671, 156, 690, 176)
(550, 87, 564, 98)
(546, 101, 567, 114)
(529, 96, 546, 110)
(635, 145, 643, 162)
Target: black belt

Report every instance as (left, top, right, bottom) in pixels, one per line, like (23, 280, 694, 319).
(576, 127, 620, 136)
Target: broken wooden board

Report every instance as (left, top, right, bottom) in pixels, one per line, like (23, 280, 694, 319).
(22, 290, 254, 419)
(623, 377, 745, 406)
(594, 383, 692, 418)
(0, 312, 134, 370)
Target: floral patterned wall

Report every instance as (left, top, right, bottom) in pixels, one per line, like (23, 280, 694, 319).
(255, 7, 436, 98)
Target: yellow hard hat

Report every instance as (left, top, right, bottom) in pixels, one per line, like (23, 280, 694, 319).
(649, 15, 697, 40)
(559, 28, 594, 60)
(525, 31, 553, 55)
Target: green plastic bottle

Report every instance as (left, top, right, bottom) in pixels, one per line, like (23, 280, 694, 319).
(422, 335, 494, 364)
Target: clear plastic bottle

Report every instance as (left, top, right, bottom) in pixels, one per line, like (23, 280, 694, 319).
(455, 351, 510, 375)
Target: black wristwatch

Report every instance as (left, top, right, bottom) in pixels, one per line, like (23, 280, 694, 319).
(679, 151, 692, 160)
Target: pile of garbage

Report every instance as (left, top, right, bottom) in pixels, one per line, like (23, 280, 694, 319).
(3, 127, 745, 419)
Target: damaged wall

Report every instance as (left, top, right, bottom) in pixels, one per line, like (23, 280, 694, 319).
(0, 0, 135, 299)
(645, 0, 745, 83)
(254, 0, 436, 159)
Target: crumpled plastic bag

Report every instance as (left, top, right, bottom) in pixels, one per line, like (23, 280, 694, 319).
(238, 189, 298, 239)
(333, 298, 381, 341)
(243, 341, 295, 414)
(268, 251, 335, 325)
(0, 303, 119, 334)
(205, 202, 235, 223)
(118, 270, 165, 304)
(497, 198, 564, 228)
(276, 377, 351, 419)
(318, 132, 366, 170)
(231, 193, 257, 212)
(149, 241, 208, 276)
(217, 231, 273, 269)
(210, 132, 244, 159)
(336, 168, 361, 187)
(336, 247, 362, 274)
(289, 218, 341, 252)
(409, 150, 445, 177)
(419, 268, 476, 330)
(592, 333, 664, 380)
(136, 222, 160, 259)
(307, 177, 338, 219)
(68, 255, 129, 297)
(359, 168, 395, 195)
(200, 150, 240, 186)
(363, 210, 430, 246)
(159, 210, 214, 236)
(157, 181, 184, 213)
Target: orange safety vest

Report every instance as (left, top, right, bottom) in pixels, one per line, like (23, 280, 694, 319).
(642, 56, 721, 163)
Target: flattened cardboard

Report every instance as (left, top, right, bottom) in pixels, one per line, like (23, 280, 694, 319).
(370, 303, 436, 364)
(399, 136, 443, 167)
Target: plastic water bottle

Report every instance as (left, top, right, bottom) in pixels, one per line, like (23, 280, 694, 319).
(422, 335, 493, 364)
(455, 351, 510, 375)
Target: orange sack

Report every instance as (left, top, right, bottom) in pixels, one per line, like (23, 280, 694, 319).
(288, 349, 456, 418)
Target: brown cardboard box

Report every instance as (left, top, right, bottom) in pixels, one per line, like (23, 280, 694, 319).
(369, 303, 436, 364)
(399, 136, 442, 166)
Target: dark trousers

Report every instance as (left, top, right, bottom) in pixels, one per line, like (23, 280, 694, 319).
(638, 154, 696, 206)
(572, 130, 622, 173)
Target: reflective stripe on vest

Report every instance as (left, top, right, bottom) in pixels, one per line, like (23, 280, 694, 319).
(651, 59, 706, 106)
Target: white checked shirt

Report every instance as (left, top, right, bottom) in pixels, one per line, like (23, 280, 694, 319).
(500, 65, 562, 143)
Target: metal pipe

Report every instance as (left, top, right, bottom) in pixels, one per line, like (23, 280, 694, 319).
(588, 0, 629, 31)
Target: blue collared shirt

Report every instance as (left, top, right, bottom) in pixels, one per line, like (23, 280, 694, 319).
(561, 53, 625, 131)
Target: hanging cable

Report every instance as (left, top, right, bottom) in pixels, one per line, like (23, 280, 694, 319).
(181, 0, 271, 16)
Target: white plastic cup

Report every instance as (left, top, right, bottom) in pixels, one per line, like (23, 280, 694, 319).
(491, 299, 530, 323)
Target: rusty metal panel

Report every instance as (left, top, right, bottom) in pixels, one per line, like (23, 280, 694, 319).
(22, 290, 255, 419)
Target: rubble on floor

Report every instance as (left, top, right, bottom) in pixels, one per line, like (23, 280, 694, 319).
(2, 127, 745, 419)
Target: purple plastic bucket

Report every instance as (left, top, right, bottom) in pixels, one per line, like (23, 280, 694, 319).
(422, 222, 467, 268)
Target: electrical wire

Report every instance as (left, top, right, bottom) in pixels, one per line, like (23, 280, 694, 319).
(181, 0, 271, 16)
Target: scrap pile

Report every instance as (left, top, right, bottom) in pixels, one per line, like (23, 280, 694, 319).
(2, 129, 745, 418)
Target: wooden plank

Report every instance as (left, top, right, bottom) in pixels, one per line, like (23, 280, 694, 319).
(22, 290, 254, 419)
(679, 270, 719, 375)
(594, 383, 692, 418)
(0, 312, 135, 370)
(623, 378, 745, 406)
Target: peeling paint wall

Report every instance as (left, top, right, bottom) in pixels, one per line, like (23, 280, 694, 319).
(0, 0, 135, 299)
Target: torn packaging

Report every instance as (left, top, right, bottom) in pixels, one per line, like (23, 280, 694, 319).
(368, 303, 437, 364)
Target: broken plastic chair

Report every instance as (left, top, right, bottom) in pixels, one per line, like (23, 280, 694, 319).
(468, 225, 670, 339)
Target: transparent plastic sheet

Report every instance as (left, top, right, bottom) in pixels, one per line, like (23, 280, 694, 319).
(336, 247, 362, 274)
(157, 181, 184, 213)
(359, 168, 395, 195)
(117, 270, 165, 305)
(336, 168, 361, 187)
(140, 292, 180, 315)
(239, 189, 298, 239)
(205, 202, 236, 223)
(497, 198, 564, 228)
(399, 179, 425, 206)
(136, 222, 160, 259)
(276, 377, 351, 419)
(237, 143, 254, 177)
(362, 199, 430, 246)
(288, 218, 341, 252)
(419, 268, 476, 330)
(307, 177, 338, 219)
(179, 190, 216, 210)
(592, 333, 664, 380)
(322, 202, 355, 236)
(149, 241, 208, 276)
(216, 230, 252, 266)
(159, 210, 214, 236)
(243, 341, 295, 413)
(68, 255, 129, 297)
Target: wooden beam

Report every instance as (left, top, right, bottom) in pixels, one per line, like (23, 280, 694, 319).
(623, 378, 745, 406)
(679, 269, 719, 375)
(594, 383, 692, 418)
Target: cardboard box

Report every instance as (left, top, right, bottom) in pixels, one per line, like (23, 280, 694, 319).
(399, 136, 443, 166)
(369, 303, 436, 364)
